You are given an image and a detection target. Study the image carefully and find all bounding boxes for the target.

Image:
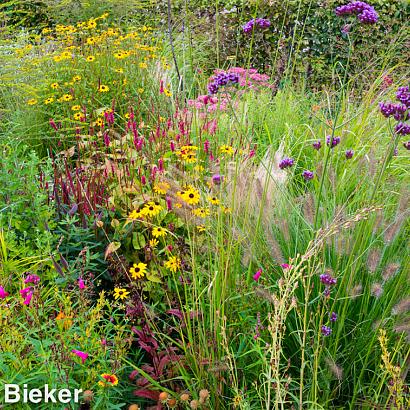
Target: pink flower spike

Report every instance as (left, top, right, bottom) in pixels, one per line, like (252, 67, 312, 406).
(24, 274, 40, 285)
(253, 269, 262, 282)
(71, 349, 89, 364)
(280, 263, 292, 270)
(23, 291, 33, 305)
(78, 278, 85, 290)
(0, 285, 9, 299)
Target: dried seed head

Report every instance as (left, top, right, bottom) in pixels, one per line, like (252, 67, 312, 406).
(190, 400, 199, 409)
(350, 283, 363, 298)
(83, 390, 94, 403)
(180, 393, 190, 402)
(199, 389, 209, 400)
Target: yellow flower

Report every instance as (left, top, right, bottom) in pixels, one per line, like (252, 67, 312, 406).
(138, 88, 144, 94)
(149, 238, 159, 247)
(128, 209, 144, 220)
(164, 256, 181, 273)
(180, 187, 200, 205)
(182, 152, 197, 163)
(50, 82, 59, 89)
(130, 262, 147, 279)
(142, 201, 163, 217)
(207, 196, 220, 205)
(163, 88, 172, 97)
(44, 97, 54, 105)
(113, 287, 130, 300)
(27, 98, 38, 106)
(139, 62, 148, 69)
(153, 181, 170, 195)
(98, 374, 118, 387)
(192, 208, 210, 218)
(197, 225, 206, 232)
(114, 68, 124, 73)
(71, 105, 81, 111)
(72, 75, 82, 82)
(73, 112, 84, 121)
(152, 227, 167, 238)
(220, 145, 234, 155)
(98, 84, 109, 93)
(86, 55, 95, 62)
(55, 311, 73, 330)
(62, 94, 73, 102)
(94, 117, 104, 127)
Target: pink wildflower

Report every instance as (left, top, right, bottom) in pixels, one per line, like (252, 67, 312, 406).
(71, 349, 89, 364)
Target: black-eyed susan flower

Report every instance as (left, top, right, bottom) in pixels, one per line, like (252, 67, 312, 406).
(163, 88, 172, 97)
(142, 201, 162, 217)
(94, 118, 104, 127)
(86, 55, 95, 62)
(113, 287, 130, 300)
(72, 75, 81, 82)
(139, 62, 148, 69)
(128, 209, 144, 220)
(152, 226, 167, 238)
(153, 181, 170, 195)
(220, 145, 234, 155)
(44, 97, 54, 105)
(130, 262, 147, 279)
(71, 105, 81, 111)
(98, 84, 109, 93)
(27, 98, 38, 106)
(192, 208, 210, 218)
(98, 373, 118, 387)
(181, 187, 200, 205)
(164, 256, 181, 273)
(62, 94, 73, 102)
(73, 112, 84, 121)
(149, 238, 159, 247)
(50, 82, 59, 89)
(207, 195, 220, 205)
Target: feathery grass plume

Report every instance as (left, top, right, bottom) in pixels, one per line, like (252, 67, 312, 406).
(392, 298, 410, 316)
(393, 319, 410, 343)
(325, 357, 343, 381)
(382, 262, 400, 282)
(350, 283, 363, 299)
(254, 285, 276, 305)
(384, 214, 405, 243)
(371, 282, 383, 298)
(372, 208, 384, 235)
(303, 193, 315, 225)
(264, 228, 284, 263)
(367, 248, 382, 273)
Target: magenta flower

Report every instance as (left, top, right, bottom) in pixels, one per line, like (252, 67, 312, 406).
(20, 287, 34, 305)
(280, 263, 292, 270)
(78, 278, 85, 290)
(71, 349, 89, 364)
(0, 285, 9, 299)
(24, 274, 40, 285)
(253, 269, 262, 282)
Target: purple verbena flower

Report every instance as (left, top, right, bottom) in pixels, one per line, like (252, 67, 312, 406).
(326, 135, 341, 148)
(404, 141, 410, 150)
(320, 273, 337, 286)
(345, 149, 354, 159)
(321, 325, 332, 336)
(330, 312, 338, 322)
(279, 157, 294, 169)
(396, 86, 410, 107)
(335, 1, 378, 24)
(395, 122, 410, 136)
(212, 174, 223, 185)
(242, 18, 271, 34)
(302, 170, 314, 180)
(313, 140, 322, 150)
(207, 71, 239, 95)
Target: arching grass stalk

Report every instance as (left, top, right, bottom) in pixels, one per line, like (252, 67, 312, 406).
(314, 33, 353, 230)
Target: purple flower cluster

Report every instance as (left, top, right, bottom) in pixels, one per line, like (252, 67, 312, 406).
(313, 140, 322, 150)
(278, 157, 294, 169)
(321, 325, 332, 336)
(380, 85, 410, 141)
(326, 135, 341, 148)
(320, 273, 337, 286)
(335, 1, 378, 24)
(345, 149, 354, 159)
(302, 170, 314, 180)
(242, 18, 271, 34)
(208, 71, 239, 95)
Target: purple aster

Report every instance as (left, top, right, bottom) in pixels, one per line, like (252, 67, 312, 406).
(278, 157, 294, 169)
(404, 141, 410, 150)
(395, 122, 410, 136)
(320, 273, 337, 286)
(326, 135, 341, 148)
(345, 149, 354, 159)
(330, 312, 338, 322)
(313, 140, 322, 150)
(302, 170, 314, 180)
(321, 325, 332, 336)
